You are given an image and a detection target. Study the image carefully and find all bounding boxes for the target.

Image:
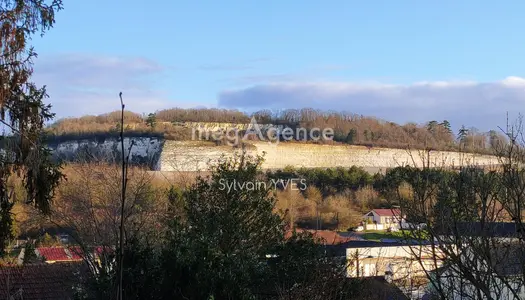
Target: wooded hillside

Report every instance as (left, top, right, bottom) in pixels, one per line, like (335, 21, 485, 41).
(45, 107, 507, 154)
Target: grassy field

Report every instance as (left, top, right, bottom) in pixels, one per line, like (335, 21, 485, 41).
(361, 230, 429, 241)
(361, 230, 405, 241)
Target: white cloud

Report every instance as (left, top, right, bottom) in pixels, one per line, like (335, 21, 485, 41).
(218, 77, 525, 131)
(501, 76, 525, 87)
(32, 53, 179, 118)
(29, 53, 525, 132)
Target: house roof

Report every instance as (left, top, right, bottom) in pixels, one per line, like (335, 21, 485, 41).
(491, 244, 524, 276)
(344, 240, 432, 249)
(434, 243, 525, 277)
(36, 247, 70, 262)
(372, 209, 402, 217)
(0, 262, 84, 300)
(67, 246, 83, 260)
(94, 246, 115, 257)
(434, 222, 521, 238)
(35, 247, 84, 263)
(345, 240, 405, 248)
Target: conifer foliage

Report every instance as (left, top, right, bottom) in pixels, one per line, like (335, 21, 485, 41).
(0, 0, 64, 256)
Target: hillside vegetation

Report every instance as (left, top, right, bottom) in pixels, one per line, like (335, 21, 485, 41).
(45, 107, 507, 154)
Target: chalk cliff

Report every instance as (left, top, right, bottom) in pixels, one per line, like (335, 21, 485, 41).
(160, 141, 499, 172)
(48, 137, 500, 173)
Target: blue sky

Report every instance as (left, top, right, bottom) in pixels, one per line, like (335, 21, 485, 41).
(31, 0, 525, 131)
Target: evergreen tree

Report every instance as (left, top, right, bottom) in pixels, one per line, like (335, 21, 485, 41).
(0, 0, 64, 257)
(160, 153, 284, 299)
(440, 120, 452, 133)
(457, 125, 469, 147)
(146, 113, 157, 128)
(346, 128, 357, 144)
(427, 120, 439, 133)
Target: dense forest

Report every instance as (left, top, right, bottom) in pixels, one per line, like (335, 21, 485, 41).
(45, 107, 508, 153)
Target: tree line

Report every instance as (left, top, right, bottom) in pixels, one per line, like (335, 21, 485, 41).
(7, 162, 474, 245)
(45, 108, 507, 154)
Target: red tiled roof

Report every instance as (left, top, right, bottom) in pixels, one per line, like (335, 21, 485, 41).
(0, 262, 83, 300)
(285, 229, 357, 245)
(67, 246, 83, 260)
(372, 209, 402, 217)
(37, 247, 70, 262)
(94, 246, 114, 256)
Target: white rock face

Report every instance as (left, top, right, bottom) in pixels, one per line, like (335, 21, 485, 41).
(49, 137, 164, 169)
(158, 141, 501, 172)
(48, 137, 501, 172)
